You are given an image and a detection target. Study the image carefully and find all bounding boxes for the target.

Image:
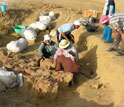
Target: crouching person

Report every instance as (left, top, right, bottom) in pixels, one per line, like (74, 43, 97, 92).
(55, 49, 80, 86)
(38, 34, 58, 60)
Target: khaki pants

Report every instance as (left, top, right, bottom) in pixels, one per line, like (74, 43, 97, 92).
(112, 34, 124, 54)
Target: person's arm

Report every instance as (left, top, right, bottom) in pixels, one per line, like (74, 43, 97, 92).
(38, 43, 45, 58)
(53, 42, 59, 50)
(61, 31, 69, 40)
(113, 29, 118, 36)
(69, 33, 74, 40)
(119, 29, 124, 39)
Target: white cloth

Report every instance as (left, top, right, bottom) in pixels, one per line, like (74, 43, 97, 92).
(44, 34, 51, 41)
(54, 44, 78, 60)
(74, 20, 81, 26)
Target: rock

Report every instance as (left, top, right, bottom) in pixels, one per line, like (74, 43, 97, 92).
(0, 24, 9, 34)
(90, 83, 103, 89)
(0, 52, 8, 65)
(32, 78, 58, 99)
(40, 59, 54, 69)
(28, 40, 36, 45)
(90, 84, 99, 89)
(14, 67, 25, 72)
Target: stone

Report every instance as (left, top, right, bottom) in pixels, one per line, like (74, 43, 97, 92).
(90, 84, 99, 89)
(28, 40, 35, 45)
(40, 59, 54, 69)
(0, 52, 8, 65)
(90, 83, 103, 89)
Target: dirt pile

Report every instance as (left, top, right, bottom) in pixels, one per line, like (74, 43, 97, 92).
(0, 51, 73, 100)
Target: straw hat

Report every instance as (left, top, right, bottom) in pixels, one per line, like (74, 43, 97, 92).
(59, 39, 70, 49)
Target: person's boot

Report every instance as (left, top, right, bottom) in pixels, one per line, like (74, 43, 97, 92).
(115, 52, 124, 56)
(107, 47, 117, 52)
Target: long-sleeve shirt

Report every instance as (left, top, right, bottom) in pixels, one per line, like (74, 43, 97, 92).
(55, 55, 80, 73)
(38, 41, 58, 57)
(109, 13, 124, 31)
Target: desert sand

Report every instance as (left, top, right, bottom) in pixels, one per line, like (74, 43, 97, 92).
(0, 0, 124, 107)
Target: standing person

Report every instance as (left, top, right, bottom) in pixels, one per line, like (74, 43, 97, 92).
(100, 13, 124, 56)
(56, 20, 81, 44)
(38, 34, 58, 60)
(102, 0, 115, 43)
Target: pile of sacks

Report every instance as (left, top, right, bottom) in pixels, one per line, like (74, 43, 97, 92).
(20, 11, 56, 41)
(29, 11, 56, 30)
(6, 11, 56, 53)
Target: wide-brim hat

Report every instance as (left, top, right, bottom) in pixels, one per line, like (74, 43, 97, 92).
(59, 39, 70, 49)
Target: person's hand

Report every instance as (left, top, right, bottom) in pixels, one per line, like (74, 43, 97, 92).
(41, 56, 45, 61)
(113, 29, 118, 36)
(121, 34, 124, 39)
(50, 56, 54, 60)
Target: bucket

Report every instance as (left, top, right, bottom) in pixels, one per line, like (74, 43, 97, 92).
(14, 25, 26, 33)
(1, 4, 6, 12)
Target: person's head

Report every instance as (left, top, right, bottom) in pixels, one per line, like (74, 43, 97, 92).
(99, 15, 111, 25)
(74, 20, 81, 29)
(59, 39, 70, 49)
(44, 34, 51, 44)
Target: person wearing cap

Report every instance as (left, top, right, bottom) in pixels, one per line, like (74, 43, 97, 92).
(56, 20, 81, 43)
(38, 34, 58, 60)
(54, 39, 78, 62)
(100, 13, 124, 56)
(102, 0, 115, 43)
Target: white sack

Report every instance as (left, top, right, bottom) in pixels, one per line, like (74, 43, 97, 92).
(49, 11, 56, 20)
(39, 16, 51, 22)
(0, 67, 23, 88)
(6, 38, 28, 53)
(29, 21, 50, 30)
(0, 67, 17, 88)
(50, 29, 56, 37)
(20, 27, 37, 40)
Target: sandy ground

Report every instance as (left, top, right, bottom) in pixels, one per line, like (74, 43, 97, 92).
(0, 0, 124, 107)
